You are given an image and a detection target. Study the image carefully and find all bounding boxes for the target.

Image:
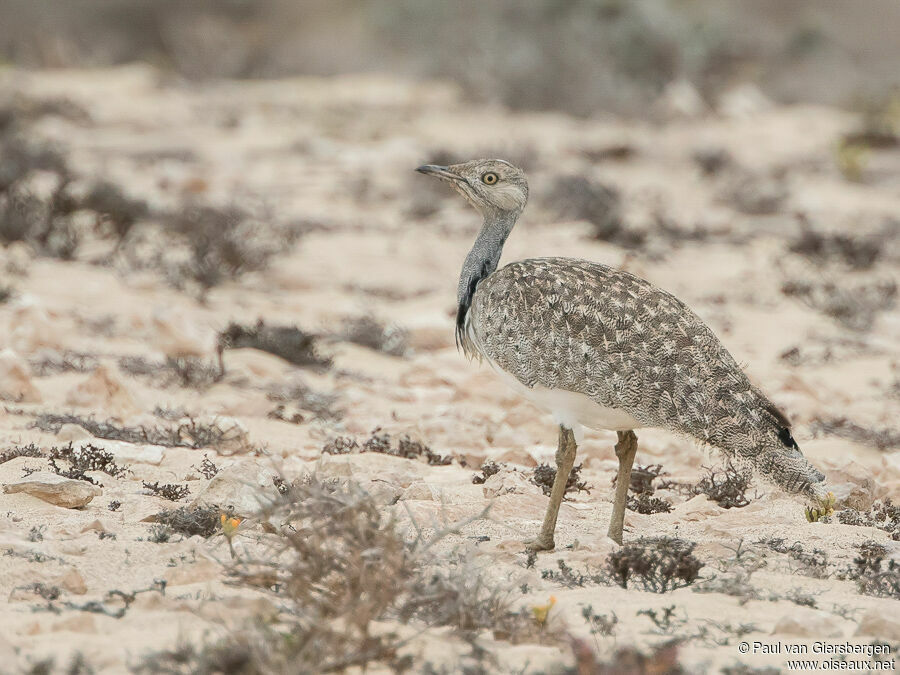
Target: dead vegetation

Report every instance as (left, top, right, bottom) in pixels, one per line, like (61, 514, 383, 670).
(606, 537, 703, 593)
(621, 463, 673, 514)
(571, 640, 684, 675)
(33, 413, 252, 452)
(118, 355, 223, 390)
(759, 538, 830, 579)
(337, 315, 409, 357)
(532, 462, 590, 497)
(142, 481, 190, 502)
(781, 276, 897, 331)
(0, 442, 43, 464)
(46, 442, 129, 485)
(690, 462, 753, 509)
(163, 204, 300, 292)
(835, 499, 900, 540)
(789, 219, 897, 270)
(153, 505, 221, 538)
(319, 429, 453, 466)
(218, 320, 331, 369)
(267, 382, 342, 422)
(169, 476, 540, 673)
(842, 540, 900, 599)
(29, 351, 99, 376)
(545, 174, 629, 244)
(809, 416, 900, 451)
(472, 460, 502, 485)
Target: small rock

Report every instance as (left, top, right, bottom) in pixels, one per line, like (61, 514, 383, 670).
(3, 472, 101, 508)
(0, 349, 41, 403)
(152, 308, 215, 359)
(672, 494, 721, 521)
(51, 614, 96, 633)
(401, 482, 442, 501)
(482, 469, 541, 499)
(57, 568, 87, 595)
(57, 423, 92, 442)
(855, 609, 900, 641)
(827, 459, 880, 510)
(718, 83, 773, 118)
(772, 607, 846, 638)
(92, 440, 165, 466)
(190, 463, 279, 516)
(656, 78, 706, 118)
(66, 365, 137, 417)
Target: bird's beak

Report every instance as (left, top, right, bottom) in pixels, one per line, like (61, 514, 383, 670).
(415, 164, 462, 182)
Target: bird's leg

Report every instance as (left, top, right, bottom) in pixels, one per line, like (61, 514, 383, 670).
(607, 430, 638, 545)
(527, 425, 577, 552)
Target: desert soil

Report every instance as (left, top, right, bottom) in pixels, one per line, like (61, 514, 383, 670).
(0, 65, 898, 673)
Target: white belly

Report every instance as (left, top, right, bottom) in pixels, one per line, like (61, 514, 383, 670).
(486, 358, 643, 442)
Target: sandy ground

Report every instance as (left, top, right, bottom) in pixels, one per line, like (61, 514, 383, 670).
(0, 65, 899, 673)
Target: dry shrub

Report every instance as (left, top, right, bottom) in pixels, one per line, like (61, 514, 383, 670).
(400, 553, 534, 641)
(540, 559, 604, 588)
(627, 494, 673, 514)
(151, 476, 539, 673)
(338, 315, 409, 357)
(33, 413, 252, 452)
(29, 351, 99, 376)
(0, 442, 43, 464)
(219, 320, 331, 369)
(472, 460, 502, 485)
(760, 538, 830, 579)
(843, 541, 900, 599)
(606, 537, 702, 592)
(781, 276, 897, 331)
(691, 461, 752, 509)
(168, 205, 296, 291)
(810, 416, 900, 451)
(119, 355, 223, 390)
(545, 174, 624, 242)
(267, 383, 341, 422)
(143, 481, 190, 502)
(356, 429, 452, 466)
(532, 462, 590, 497)
(621, 463, 673, 514)
(789, 221, 894, 270)
(153, 505, 220, 538)
(47, 442, 129, 485)
(836, 500, 900, 540)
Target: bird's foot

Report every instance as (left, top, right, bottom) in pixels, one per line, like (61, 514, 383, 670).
(805, 491, 836, 523)
(525, 535, 555, 553)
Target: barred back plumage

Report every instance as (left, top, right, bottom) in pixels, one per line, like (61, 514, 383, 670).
(466, 257, 825, 497)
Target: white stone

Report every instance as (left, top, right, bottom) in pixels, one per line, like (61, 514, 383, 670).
(481, 469, 541, 499)
(856, 609, 900, 641)
(0, 349, 41, 403)
(772, 607, 846, 638)
(3, 472, 102, 508)
(190, 463, 279, 516)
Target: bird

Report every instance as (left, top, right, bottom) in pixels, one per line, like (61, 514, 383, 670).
(416, 158, 832, 550)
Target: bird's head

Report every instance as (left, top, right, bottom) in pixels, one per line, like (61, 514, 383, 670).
(416, 158, 528, 217)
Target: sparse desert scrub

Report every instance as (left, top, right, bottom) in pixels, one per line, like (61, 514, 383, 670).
(139, 476, 544, 673)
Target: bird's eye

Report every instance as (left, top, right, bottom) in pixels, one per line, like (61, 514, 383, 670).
(482, 172, 499, 185)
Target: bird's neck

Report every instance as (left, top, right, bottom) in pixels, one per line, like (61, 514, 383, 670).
(456, 210, 518, 339)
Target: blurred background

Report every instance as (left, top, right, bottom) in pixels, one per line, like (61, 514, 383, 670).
(2, 0, 900, 116)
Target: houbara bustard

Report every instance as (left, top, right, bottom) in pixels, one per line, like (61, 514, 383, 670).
(417, 158, 833, 550)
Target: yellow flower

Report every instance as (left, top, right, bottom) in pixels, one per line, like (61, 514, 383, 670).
(220, 513, 241, 538)
(531, 596, 557, 626)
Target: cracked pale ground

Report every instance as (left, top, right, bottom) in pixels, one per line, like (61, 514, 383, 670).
(0, 66, 898, 672)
